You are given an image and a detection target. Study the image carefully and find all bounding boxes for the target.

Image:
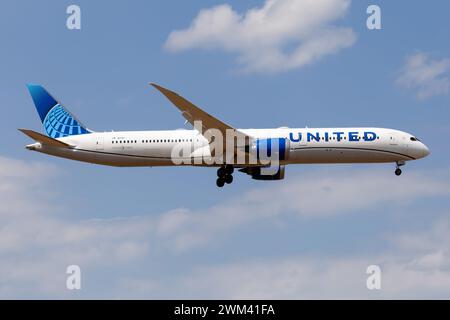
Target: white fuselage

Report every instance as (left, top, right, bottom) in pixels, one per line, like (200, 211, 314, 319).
(26, 127, 430, 167)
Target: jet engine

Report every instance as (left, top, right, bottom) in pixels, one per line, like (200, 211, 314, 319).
(239, 165, 286, 180)
(247, 137, 290, 163)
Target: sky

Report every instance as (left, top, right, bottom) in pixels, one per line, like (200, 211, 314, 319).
(1, 0, 450, 299)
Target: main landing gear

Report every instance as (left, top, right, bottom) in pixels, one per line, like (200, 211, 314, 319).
(395, 161, 405, 176)
(216, 165, 234, 188)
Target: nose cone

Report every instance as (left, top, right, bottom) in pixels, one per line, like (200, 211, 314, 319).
(422, 143, 430, 158)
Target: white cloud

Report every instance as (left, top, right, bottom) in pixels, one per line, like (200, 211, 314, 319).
(174, 246, 450, 299)
(155, 169, 450, 251)
(116, 217, 450, 299)
(0, 156, 59, 219)
(164, 0, 356, 73)
(2, 155, 450, 298)
(397, 52, 450, 99)
(146, 218, 450, 299)
(0, 156, 153, 297)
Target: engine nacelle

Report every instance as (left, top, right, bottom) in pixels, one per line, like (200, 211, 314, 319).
(239, 165, 286, 181)
(249, 138, 290, 163)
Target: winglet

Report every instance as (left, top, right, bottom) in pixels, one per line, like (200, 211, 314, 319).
(19, 129, 72, 148)
(150, 82, 166, 93)
(150, 83, 198, 120)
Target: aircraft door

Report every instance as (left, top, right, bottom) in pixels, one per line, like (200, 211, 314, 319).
(95, 136, 104, 150)
(389, 132, 398, 146)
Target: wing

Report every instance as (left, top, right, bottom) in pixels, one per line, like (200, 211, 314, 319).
(150, 83, 250, 137)
(150, 83, 251, 160)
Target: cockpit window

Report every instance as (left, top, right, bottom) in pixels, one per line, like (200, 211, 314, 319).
(410, 137, 421, 142)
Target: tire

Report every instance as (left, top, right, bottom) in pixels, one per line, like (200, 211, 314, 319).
(216, 178, 225, 187)
(217, 167, 226, 178)
(224, 174, 233, 184)
(225, 165, 234, 175)
(395, 168, 402, 176)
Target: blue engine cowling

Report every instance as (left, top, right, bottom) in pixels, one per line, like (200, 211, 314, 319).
(253, 138, 290, 162)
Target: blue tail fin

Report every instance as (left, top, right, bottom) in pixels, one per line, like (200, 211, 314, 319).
(26, 84, 91, 138)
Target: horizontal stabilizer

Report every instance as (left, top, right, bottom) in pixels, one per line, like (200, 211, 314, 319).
(18, 129, 72, 148)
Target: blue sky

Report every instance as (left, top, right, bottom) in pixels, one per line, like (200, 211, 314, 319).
(1, 0, 450, 298)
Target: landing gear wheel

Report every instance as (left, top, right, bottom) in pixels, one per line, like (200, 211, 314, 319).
(224, 174, 233, 184)
(217, 167, 226, 178)
(217, 165, 234, 186)
(395, 161, 405, 176)
(216, 178, 225, 188)
(225, 165, 234, 175)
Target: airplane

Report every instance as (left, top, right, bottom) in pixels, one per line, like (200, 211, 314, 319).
(20, 83, 430, 188)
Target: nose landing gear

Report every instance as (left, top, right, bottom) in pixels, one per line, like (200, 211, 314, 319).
(216, 165, 234, 188)
(395, 161, 405, 176)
